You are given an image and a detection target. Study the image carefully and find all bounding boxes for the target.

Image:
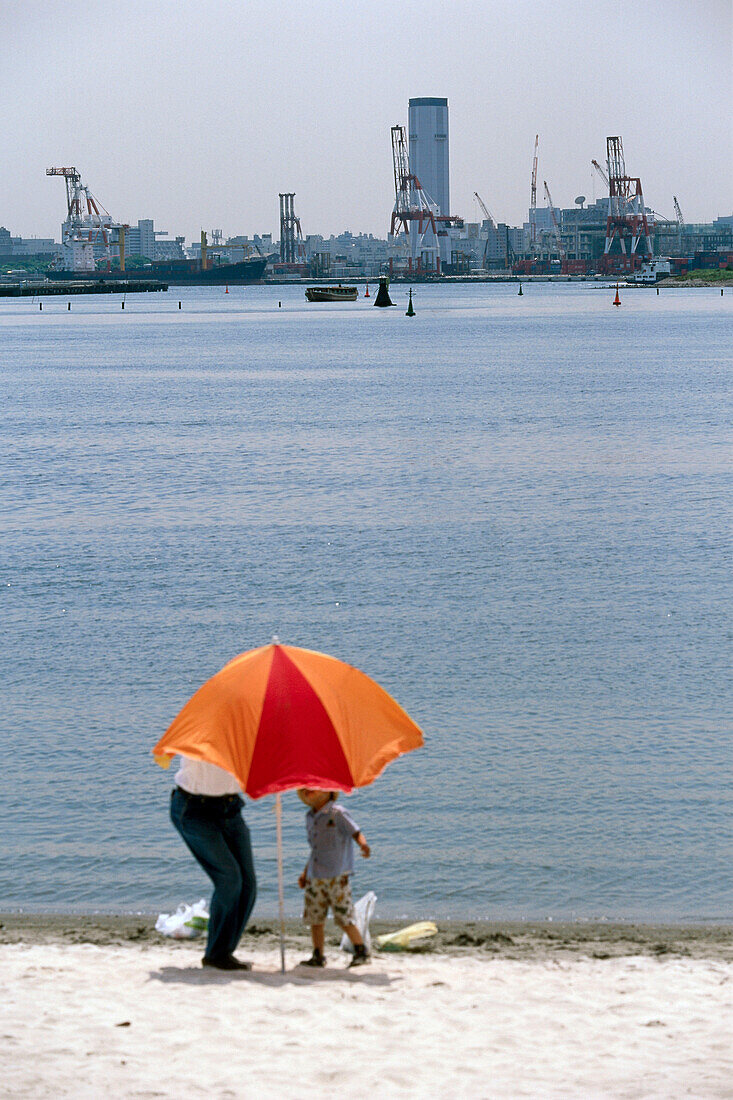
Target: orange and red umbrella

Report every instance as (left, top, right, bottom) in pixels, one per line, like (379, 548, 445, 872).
(153, 641, 423, 797)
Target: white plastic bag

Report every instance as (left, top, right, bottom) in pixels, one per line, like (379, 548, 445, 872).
(155, 898, 209, 939)
(340, 890, 377, 954)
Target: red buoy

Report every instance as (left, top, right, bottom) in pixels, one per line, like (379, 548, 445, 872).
(225, 285, 229, 294)
(613, 284, 621, 306)
(364, 283, 370, 298)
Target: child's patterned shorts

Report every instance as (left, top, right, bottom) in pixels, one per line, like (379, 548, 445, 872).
(303, 874, 355, 928)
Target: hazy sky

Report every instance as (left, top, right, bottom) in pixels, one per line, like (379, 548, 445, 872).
(3, 0, 731, 241)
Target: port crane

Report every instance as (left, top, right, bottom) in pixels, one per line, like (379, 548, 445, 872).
(46, 166, 126, 273)
(389, 124, 441, 274)
(603, 136, 652, 259)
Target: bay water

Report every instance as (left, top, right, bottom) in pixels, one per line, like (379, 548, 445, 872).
(2, 282, 730, 921)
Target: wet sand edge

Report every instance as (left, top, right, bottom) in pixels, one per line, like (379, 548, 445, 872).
(2, 914, 731, 961)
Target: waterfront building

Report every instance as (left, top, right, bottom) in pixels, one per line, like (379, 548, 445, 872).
(3, 233, 58, 258)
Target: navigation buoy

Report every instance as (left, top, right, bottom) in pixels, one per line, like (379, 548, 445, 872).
(121, 301, 125, 309)
(178, 301, 182, 309)
(518, 283, 523, 296)
(374, 276, 394, 307)
(406, 288, 415, 316)
(613, 284, 621, 306)
(39, 302, 42, 311)
(656, 287, 660, 295)
(225, 285, 229, 294)
(364, 283, 370, 298)
(67, 302, 71, 311)
(278, 301, 282, 308)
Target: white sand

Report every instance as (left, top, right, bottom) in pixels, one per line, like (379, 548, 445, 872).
(2, 940, 731, 1099)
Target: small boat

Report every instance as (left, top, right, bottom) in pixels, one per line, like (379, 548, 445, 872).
(305, 285, 358, 302)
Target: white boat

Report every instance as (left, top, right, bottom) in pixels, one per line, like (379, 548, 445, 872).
(628, 259, 672, 284)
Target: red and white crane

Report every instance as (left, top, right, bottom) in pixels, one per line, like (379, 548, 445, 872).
(603, 137, 653, 260)
(389, 124, 441, 274)
(46, 167, 125, 273)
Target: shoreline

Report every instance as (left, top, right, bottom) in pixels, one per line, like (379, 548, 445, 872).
(3, 913, 731, 961)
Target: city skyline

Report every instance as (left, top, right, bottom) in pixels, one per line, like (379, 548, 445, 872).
(3, 0, 731, 242)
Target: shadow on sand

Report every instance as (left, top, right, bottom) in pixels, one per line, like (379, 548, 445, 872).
(148, 964, 395, 988)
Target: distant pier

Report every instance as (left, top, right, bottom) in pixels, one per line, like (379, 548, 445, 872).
(0, 279, 168, 297)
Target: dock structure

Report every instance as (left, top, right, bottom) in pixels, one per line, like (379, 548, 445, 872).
(0, 280, 168, 297)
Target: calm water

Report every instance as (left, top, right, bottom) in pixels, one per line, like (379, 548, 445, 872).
(2, 282, 731, 922)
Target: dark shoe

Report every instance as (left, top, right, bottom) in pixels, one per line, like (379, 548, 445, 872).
(300, 950, 325, 968)
(348, 945, 370, 968)
(202, 955, 252, 971)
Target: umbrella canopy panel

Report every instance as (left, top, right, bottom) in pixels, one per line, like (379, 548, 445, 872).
(153, 643, 423, 798)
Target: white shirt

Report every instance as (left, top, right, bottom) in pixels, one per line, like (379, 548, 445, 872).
(175, 758, 242, 796)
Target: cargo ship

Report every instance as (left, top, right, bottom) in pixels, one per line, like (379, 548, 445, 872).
(46, 255, 268, 286)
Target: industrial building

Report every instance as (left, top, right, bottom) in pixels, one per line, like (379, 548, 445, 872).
(0, 226, 58, 261)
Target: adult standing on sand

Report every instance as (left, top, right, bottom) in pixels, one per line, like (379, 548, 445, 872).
(170, 757, 257, 971)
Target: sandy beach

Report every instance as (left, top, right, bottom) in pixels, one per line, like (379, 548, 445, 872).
(2, 916, 731, 1099)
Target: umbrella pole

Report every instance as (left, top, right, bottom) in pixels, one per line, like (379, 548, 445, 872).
(275, 791, 286, 973)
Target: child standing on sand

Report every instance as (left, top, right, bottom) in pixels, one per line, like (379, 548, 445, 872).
(296, 789, 371, 968)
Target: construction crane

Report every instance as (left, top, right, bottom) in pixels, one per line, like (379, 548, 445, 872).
(473, 192, 495, 228)
(591, 158, 609, 189)
(543, 181, 565, 260)
(529, 134, 539, 246)
(673, 196, 685, 231)
(474, 191, 514, 271)
(46, 166, 125, 273)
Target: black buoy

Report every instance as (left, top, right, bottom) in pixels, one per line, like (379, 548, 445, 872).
(656, 286, 660, 295)
(406, 288, 415, 316)
(518, 283, 523, 296)
(67, 301, 71, 310)
(121, 300, 125, 309)
(374, 276, 393, 307)
(39, 302, 42, 311)
(278, 301, 282, 308)
(722, 288, 724, 296)
(178, 301, 182, 309)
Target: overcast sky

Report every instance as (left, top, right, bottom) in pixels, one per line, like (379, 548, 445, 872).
(3, 0, 731, 241)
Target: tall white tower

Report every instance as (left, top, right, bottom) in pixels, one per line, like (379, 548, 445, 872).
(408, 97, 449, 216)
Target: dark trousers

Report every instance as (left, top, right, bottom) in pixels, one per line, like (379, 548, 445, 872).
(170, 787, 257, 961)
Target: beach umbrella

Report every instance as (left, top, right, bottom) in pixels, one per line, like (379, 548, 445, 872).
(153, 641, 423, 968)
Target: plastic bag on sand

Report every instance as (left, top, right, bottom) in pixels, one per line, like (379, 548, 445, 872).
(340, 891, 377, 954)
(376, 921, 438, 951)
(155, 899, 209, 939)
